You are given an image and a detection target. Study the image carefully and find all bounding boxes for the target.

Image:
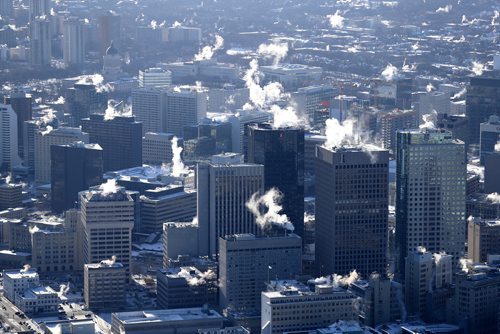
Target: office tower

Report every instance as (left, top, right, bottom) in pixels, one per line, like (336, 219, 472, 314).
(196, 153, 264, 256)
(81, 114, 142, 172)
(207, 85, 249, 113)
(163, 222, 201, 266)
(34, 127, 89, 184)
(97, 11, 121, 56)
(30, 210, 78, 273)
(142, 132, 174, 165)
(65, 81, 108, 125)
(63, 17, 86, 67)
(156, 266, 217, 309)
(370, 77, 413, 110)
(140, 186, 197, 233)
(291, 85, 336, 127)
(466, 75, 500, 144)
(51, 142, 103, 213)
(484, 152, 500, 193)
(183, 120, 232, 161)
(28, 0, 50, 21)
(219, 233, 302, 314)
(468, 217, 500, 263)
(454, 266, 500, 334)
(110, 308, 224, 334)
(139, 68, 172, 89)
(0, 0, 13, 18)
(165, 86, 208, 137)
(131, 88, 166, 134)
(80, 183, 135, 272)
(396, 129, 466, 274)
(246, 124, 305, 238)
(304, 134, 326, 177)
(379, 109, 418, 152)
(315, 146, 389, 276)
(4, 91, 32, 159)
(102, 42, 123, 80)
(0, 179, 22, 210)
(479, 115, 500, 164)
(415, 91, 450, 116)
(30, 16, 51, 66)
(0, 104, 22, 171)
(467, 193, 500, 219)
(84, 259, 127, 311)
(437, 113, 469, 146)
(261, 280, 357, 334)
(228, 110, 273, 154)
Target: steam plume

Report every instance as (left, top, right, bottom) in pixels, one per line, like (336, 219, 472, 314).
(381, 64, 399, 81)
(471, 61, 485, 76)
(20, 264, 31, 273)
(99, 179, 120, 196)
(246, 188, 295, 232)
(171, 136, 187, 177)
(419, 110, 437, 129)
(257, 42, 288, 67)
(327, 10, 345, 28)
(195, 35, 224, 61)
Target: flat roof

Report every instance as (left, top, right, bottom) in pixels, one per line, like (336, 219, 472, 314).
(113, 308, 223, 324)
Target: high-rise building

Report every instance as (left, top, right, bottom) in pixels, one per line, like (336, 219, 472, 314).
(183, 120, 232, 161)
(80, 183, 135, 272)
(132, 89, 166, 134)
(30, 16, 51, 66)
(291, 85, 336, 127)
(0, 179, 22, 211)
(0, 104, 22, 171)
(34, 127, 89, 184)
(81, 114, 142, 172)
(51, 142, 103, 213)
(102, 42, 123, 80)
(28, 0, 50, 21)
(219, 233, 302, 314)
(315, 146, 389, 276)
(261, 280, 357, 334)
(65, 81, 108, 126)
(140, 185, 197, 234)
(246, 124, 305, 239)
(396, 129, 466, 275)
(467, 217, 500, 263)
(466, 75, 500, 144)
(379, 109, 418, 152)
(454, 266, 500, 334)
(196, 153, 264, 256)
(467, 193, 500, 219)
(165, 86, 208, 137)
(479, 115, 500, 164)
(138, 68, 172, 89)
(142, 132, 174, 165)
(4, 91, 32, 159)
(228, 109, 272, 154)
(437, 113, 469, 147)
(84, 259, 127, 311)
(0, 0, 13, 18)
(63, 17, 86, 67)
(484, 152, 500, 193)
(370, 77, 413, 110)
(415, 91, 450, 116)
(97, 11, 121, 56)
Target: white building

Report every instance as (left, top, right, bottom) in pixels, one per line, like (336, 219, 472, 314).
(139, 68, 172, 89)
(3, 268, 39, 303)
(63, 17, 85, 66)
(165, 86, 208, 137)
(196, 153, 264, 256)
(34, 127, 89, 184)
(260, 64, 323, 89)
(17, 286, 59, 314)
(163, 25, 201, 44)
(261, 280, 357, 334)
(228, 109, 273, 153)
(79, 183, 135, 272)
(0, 104, 22, 171)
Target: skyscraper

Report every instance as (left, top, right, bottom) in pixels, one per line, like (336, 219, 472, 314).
(65, 81, 108, 126)
(131, 88, 166, 134)
(80, 183, 135, 272)
(138, 68, 172, 89)
(291, 85, 336, 127)
(479, 115, 500, 164)
(63, 17, 86, 67)
(30, 16, 51, 66)
(396, 129, 466, 275)
(81, 114, 142, 172)
(0, 0, 13, 18)
(97, 11, 121, 56)
(4, 90, 32, 159)
(165, 86, 208, 137)
(315, 146, 389, 276)
(34, 127, 89, 184)
(28, 0, 50, 22)
(51, 142, 103, 213)
(246, 123, 305, 238)
(196, 153, 264, 256)
(466, 75, 500, 144)
(0, 104, 22, 171)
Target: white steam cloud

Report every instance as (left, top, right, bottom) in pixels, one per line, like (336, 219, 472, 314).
(426, 83, 435, 93)
(495, 141, 500, 152)
(471, 61, 485, 76)
(104, 100, 132, 121)
(178, 268, 216, 286)
(381, 64, 399, 81)
(58, 282, 70, 298)
(327, 10, 345, 28)
(99, 179, 120, 196)
(257, 42, 289, 67)
(308, 270, 359, 289)
(20, 264, 31, 273)
(76, 74, 113, 93)
(436, 5, 452, 13)
(451, 88, 467, 101)
(195, 35, 224, 61)
(29, 225, 40, 234)
(245, 188, 295, 232)
(171, 136, 188, 177)
(419, 110, 438, 130)
(459, 258, 472, 273)
(486, 192, 500, 204)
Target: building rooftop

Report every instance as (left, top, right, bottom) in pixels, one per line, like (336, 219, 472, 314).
(113, 307, 223, 324)
(4, 269, 38, 280)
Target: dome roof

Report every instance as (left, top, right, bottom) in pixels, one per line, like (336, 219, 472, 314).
(106, 41, 119, 56)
